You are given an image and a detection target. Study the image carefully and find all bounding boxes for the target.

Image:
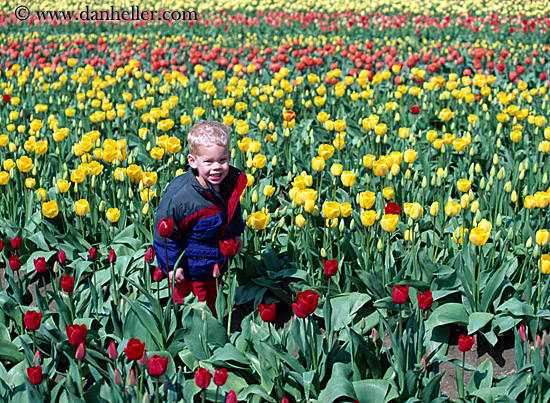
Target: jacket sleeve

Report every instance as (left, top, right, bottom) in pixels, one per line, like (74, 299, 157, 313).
(228, 201, 245, 236)
(153, 198, 185, 275)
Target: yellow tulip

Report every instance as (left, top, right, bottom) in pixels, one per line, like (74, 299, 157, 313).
(253, 154, 267, 169)
(540, 255, 550, 274)
(360, 191, 376, 209)
(75, 199, 90, 216)
(246, 211, 270, 230)
(403, 149, 418, 164)
(534, 192, 549, 208)
(142, 172, 158, 188)
(330, 163, 343, 176)
(373, 161, 388, 177)
(25, 178, 36, 189)
(165, 137, 181, 153)
(363, 154, 376, 168)
(444, 200, 461, 217)
(510, 130, 522, 143)
(0, 171, 9, 185)
(341, 171, 356, 187)
(263, 185, 275, 197)
(383, 187, 394, 200)
(127, 165, 144, 183)
(312, 156, 325, 171)
(326, 218, 338, 228)
(238, 137, 251, 152)
(524, 195, 536, 209)
(536, 230, 550, 247)
(304, 200, 315, 213)
(249, 141, 261, 154)
(295, 214, 306, 228)
(42, 200, 59, 218)
(361, 210, 376, 227)
(322, 201, 340, 219)
(426, 130, 438, 143)
(374, 123, 387, 136)
(477, 219, 493, 234)
(457, 179, 471, 193)
(380, 214, 399, 232)
(141, 189, 154, 202)
(409, 203, 424, 220)
(318, 144, 334, 159)
(106, 208, 120, 223)
(469, 227, 489, 246)
(334, 120, 347, 132)
(35, 188, 46, 202)
(439, 108, 454, 122)
(16, 156, 34, 173)
(71, 169, 86, 184)
(243, 173, 253, 187)
(340, 202, 352, 218)
(35, 141, 48, 155)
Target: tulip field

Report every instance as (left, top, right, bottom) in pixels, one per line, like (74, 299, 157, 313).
(2, 0, 550, 401)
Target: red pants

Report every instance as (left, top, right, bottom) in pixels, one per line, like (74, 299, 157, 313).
(171, 279, 222, 318)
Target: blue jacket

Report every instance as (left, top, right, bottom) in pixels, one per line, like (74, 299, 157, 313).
(153, 166, 247, 280)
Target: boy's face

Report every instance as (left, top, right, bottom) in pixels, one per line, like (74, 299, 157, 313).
(188, 143, 230, 190)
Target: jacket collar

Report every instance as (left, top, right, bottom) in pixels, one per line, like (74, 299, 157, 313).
(188, 166, 244, 208)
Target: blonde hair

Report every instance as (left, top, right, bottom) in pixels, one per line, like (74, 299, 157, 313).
(187, 120, 230, 155)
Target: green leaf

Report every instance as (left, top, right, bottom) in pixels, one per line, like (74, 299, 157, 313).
(466, 359, 493, 395)
(467, 312, 494, 334)
(262, 248, 280, 272)
(122, 296, 163, 349)
(425, 303, 469, 331)
(352, 379, 390, 403)
(0, 339, 24, 364)
(497, 299, 534, 317)
(330, 292, 371, 330)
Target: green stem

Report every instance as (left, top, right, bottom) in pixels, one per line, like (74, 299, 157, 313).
(227, 259, 233, 337)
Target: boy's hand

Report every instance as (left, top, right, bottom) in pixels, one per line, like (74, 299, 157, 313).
(168, 267, 185, 284)
(235, 236, 243, 254)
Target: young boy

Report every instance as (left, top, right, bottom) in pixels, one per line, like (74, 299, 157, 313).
(153, 120, 247, 316)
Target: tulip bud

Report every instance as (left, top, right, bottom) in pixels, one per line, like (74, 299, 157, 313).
(349, 219, 355, 230)
(490, 166, 496, 178)
(503, 181, 512, 192)
(130, 201, 135, 213)
(272, 155, 277, 166)
(534, 245, 540, 258)
(519, 170, 525, 180)
(278, 217, 285, 228)
(421, 176, 427, 188)
(461, 194, 470, 209)
(280, 206, 287, 215)
(533, 164, 538, 174)
(497, 167, 505, 180)
(436, 176, 442, 187)
(431, 175, 436, 186)
(321, 248, 327, 258)
(526, 237, 533, 248)
(377, 239, 384, 251)
(142, 203, 150, 215)
(496, 138, 502, 149)
(493, 154, 499, 165)
(387, 172, 393, 181)
(507, 227, 514, 240)
(404, 169, 411, 180)
(475, 210, 482, 223)
(511, 191, 518, 203)
(496, 214, 502, 227)
(543, 173, 548, 185)
(312, 205, 319, 217)
(339, 218, 345, 232)
(53, 261, 59, 273)
(479, 177, 486, 190)
(251, 190, 258, 203)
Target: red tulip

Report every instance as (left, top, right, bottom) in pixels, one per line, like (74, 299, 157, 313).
(114, 368, 123, 385)
(128, 368, 136, 386)
(384, 202, 402, 215)
(124, 338, 145, 361)
(194, 367, 211, 389)
(8, 255, 21, 271)
(281, 398, 290, 403)
(322, 259, 338, 276)
(139, 350, 147, 365)
(258, 303, 276, 323)
(147, 355, 169, 377)
(89, 247, 97, 260)
(108, 249, 116, 263)
(219, 238, 238, 256)
(458, 334, 475, 352)
(519, 325, 527, 342)
(27, 365, 43, 385)
(282, 110, 296, 122)
(76, 342, 86, 360)
(410, 105, 420, 114)
(417, 291, 433, 311)
(58, 250, 66, 264)
(144, 247, 155, 263)
(157, 218, 174, 238)
(61, 275, 75, 293)
(34, 257, 48, 273)
(226, 390, 237, 403)
(23, 310, 42, 331)
(0, 239, 3, 252)
(214, 368, 228, 386)
(392, 285, 409, 305)
(33, 349, 43, 365)
(292, 290, 319, 318)
(213, 263, 221, 278)
(108, 341, 118, 359)
(10, 237, 21, 250)
(153, 267, 164, 282)
(66, 324, 87, 346)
